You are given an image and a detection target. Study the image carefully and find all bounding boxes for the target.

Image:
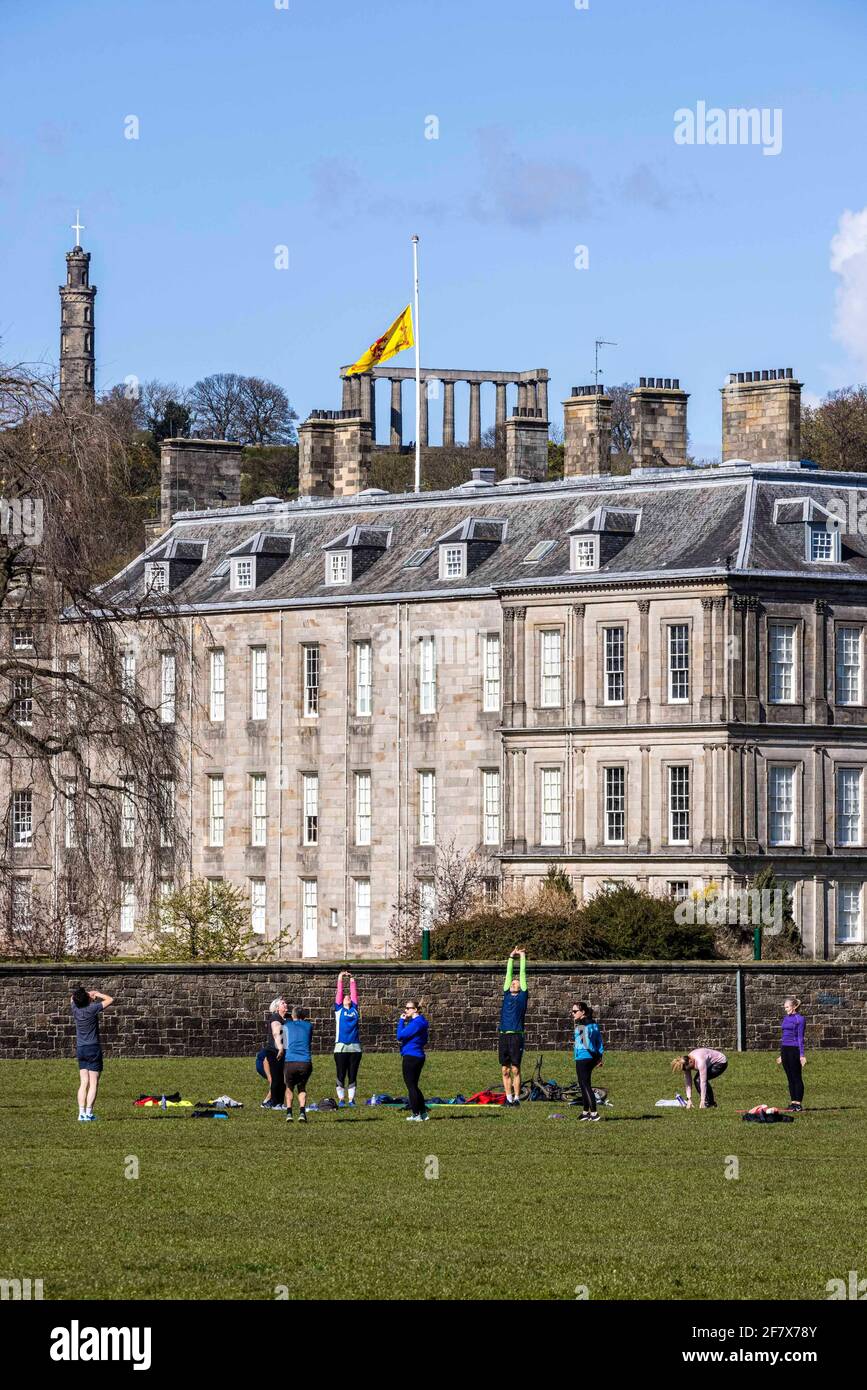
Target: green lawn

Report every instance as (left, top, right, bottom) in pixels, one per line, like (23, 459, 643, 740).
(2, 1051, 865, 1300)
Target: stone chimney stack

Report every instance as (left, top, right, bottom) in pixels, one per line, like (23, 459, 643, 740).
(630, 378, 689, 469)
(504, 408, 548, 482)
(298, 410, 373, 498)
(159, 438, 243, 529)
(562, 385, 612, 476)
(721, 368, 801, 462)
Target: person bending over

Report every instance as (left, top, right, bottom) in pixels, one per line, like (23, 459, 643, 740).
(671, 1047, 728, 1109)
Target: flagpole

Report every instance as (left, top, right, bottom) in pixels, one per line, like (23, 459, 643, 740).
(412, 234, 421, 494)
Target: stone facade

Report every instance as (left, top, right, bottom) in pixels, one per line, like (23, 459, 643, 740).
(2, 961, 864, 1058)
(504, 411, 548, 481)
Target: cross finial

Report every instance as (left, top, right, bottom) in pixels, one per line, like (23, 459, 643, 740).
(71, 209, 84, 246)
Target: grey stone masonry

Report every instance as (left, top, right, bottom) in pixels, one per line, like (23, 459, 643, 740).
(505, 411, 548, 480)
(2, 962, 865, 1058)
(298, 411, 373, 497)
(563, 386, 612, 476)
(59, 245, 96, 409)
(159, 437, 243, 529)
(722, 369, 802, 462)
(630, 378, 689, 469)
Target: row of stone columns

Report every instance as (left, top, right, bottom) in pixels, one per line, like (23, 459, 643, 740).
(342, 374, 549, 447)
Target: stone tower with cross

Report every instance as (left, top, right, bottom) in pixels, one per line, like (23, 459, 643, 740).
(59, 215, 96, 409)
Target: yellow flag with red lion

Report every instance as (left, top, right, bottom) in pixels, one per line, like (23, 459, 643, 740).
(344, 305, 414, 376)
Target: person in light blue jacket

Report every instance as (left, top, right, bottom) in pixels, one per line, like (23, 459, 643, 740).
(572, 1001, 605, 1122)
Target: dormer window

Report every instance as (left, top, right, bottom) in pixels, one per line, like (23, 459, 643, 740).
(231, 557, 255, 592)
(327, 551, 352, 585)
(145, 561, 170, 593)
(570, 535, 600, 571)
(439, 544, 467, 580)
(809, 524, 839, 564)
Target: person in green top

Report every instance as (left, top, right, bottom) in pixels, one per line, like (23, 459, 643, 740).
(498, 947, 528, 1107)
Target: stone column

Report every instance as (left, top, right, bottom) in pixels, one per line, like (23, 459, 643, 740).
(638, 745, 651, 852)
(637, 599, 651, 722)
(341, 376, 352, 410)
(715, 744, 727, 852)
(513, 607, 527, 726)
(469, 381, 481, 446)
(517, 382, 528, 410)
(573, 745, 586, 854)
(571, 603, 585, 725)
(390, 379, 402, 447)
(811, 746, 828, 855)
(700, 597, 714, 720)
(350, 375, 361, 412)
(701, 744, 714, 852)
(495, 382, 507, 433)
(537, 377, 548, 420)
(419, 379, 429, 446)
(442, 379, 455, 447)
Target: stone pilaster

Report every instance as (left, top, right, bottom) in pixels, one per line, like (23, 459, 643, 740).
(744, 598, 760, 723)
(502, 609, 515, 727)
(571, 603, 585, 725)
(510, 748, 527, 854)
(701, 744, 714, 852)
(573, 745, 586, 855)
(744, 743, 759, 853)
(811, 746, 828, 855)
(730, 744, 745, 853)
(512, 607, 527, 726)
(713, 597, 726, 720)
(730, 596, 747, 722)
(810, 599, 831, 724)
(637, 599, 651, 722)
(700, 597, 714, 719)
(638, 745, 651, 852)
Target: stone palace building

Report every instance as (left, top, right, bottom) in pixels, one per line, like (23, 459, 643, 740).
(8, 240, 867, 959)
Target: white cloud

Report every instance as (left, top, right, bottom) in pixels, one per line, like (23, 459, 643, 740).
(831, 207, 867, 369)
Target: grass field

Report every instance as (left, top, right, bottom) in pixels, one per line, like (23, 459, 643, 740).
(2, 1050, 865, 1301)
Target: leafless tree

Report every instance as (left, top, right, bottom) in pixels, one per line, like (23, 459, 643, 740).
(237, 376, 298, 445)
(387, 838, 494, 956)
(0, 361, 193, 958)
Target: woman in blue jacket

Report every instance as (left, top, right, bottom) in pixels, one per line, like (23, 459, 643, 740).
(572, 1001, 604, 1121)
(397, 998, 429, 1122)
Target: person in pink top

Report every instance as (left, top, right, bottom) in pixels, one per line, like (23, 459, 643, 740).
(333, 970, 362, 1107)
(671, 1047, 728, 1109)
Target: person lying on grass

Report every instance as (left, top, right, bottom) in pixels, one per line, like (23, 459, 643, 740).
(671, 1047, 728, 1109)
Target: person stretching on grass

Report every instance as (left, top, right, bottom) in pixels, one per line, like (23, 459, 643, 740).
(71, 986, 113, 1122)
(671, 1047, 728, 1109)
(283, 1006, 313, 1123)
(776, 995, 806, 1112)
(397, 998, 429, 1122)
(261, 996, 288, 1110)
(334, 970, 361, 1107)
(572, 1001, 604, 1121)
(499, 947, 528, 1107)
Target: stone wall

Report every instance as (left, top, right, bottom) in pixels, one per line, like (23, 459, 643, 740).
(1, 961, 865, 1059)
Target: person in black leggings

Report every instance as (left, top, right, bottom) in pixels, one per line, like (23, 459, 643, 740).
(571, 1002, 605, 1121)
(776, 994, 806, 1112)
(397, 998, 429, 1122)
(261, 997, 288, 1109)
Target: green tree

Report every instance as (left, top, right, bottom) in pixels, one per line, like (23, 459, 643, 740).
(140, 879, 285, 962)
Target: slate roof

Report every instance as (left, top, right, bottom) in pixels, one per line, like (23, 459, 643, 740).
(100, 462, 867, 612)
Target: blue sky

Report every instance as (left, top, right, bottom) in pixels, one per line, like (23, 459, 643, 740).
(3, 0, 867, 458)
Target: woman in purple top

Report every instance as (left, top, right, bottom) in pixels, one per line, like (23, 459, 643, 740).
(776, 995, 806, 1112)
